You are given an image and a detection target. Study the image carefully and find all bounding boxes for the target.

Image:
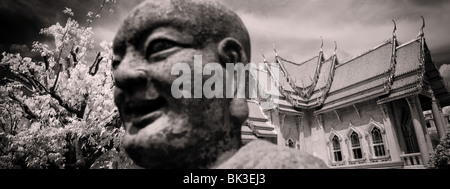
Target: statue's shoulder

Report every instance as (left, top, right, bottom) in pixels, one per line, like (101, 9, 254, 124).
(216, 140, 328, 169)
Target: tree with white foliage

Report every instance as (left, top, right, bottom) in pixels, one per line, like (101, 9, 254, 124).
(0, 0, 132, 169)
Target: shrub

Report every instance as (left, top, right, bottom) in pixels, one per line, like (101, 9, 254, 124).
(427, 133, 450, 169)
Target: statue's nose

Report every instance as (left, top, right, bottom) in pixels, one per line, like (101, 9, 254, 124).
(113, 57, 148, 93)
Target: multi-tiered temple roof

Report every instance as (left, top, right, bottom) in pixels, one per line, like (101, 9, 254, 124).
(260, 20, 450, 115)
(243, 19, 450, 143)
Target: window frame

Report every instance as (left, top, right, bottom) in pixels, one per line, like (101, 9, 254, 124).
(345, 127, 366, 165)
(332, 135, 343, 162)
(327, 131, 345, 166)
(366, 121, 390, 162)
(371, 127, 387, 157)
(349, 131, 364, 159)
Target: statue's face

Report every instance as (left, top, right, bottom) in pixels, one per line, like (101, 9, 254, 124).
(112, 25, 237, 168)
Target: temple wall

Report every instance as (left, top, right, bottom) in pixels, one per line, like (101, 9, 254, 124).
(275, 113, 301, 149)
(267, 109, 284, 146)
(305, 99, 391, 166)
(305, 110, 327, 161)
(270, 99, 401, 167)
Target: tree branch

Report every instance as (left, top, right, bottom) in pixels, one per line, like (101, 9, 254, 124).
(5, 107, 14, 131)
(0, 119, 6, 132)
(85, 0, 106, 29)
(42, 55, 50, 71)
(89, 52, 103, 76)
(8, 93, 38, 120)
(78, 0, 107, 61)
(70, 46, 79, 66)
(52, 18, 72, 91)
(48, 91, 85, 118)
(7, 66, 86, 119)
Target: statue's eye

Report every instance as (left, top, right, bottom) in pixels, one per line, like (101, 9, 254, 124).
(112, 55, 122, 70)
(146, 39, 177, 57)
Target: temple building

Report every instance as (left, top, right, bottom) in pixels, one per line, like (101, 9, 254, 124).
(241, 100, 278, 144)
(242, 20, 450, 169)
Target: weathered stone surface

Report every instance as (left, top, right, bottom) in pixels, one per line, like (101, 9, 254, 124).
(113, 0, 328, 169)
(216, 140, 328, 169)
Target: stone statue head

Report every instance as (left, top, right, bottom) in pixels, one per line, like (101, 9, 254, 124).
(112, 0, 251, 168)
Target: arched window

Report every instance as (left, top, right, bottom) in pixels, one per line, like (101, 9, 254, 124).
(371, 127, 386, 157)
(332, 135, 343, 162)
(350, 131, 363, 159)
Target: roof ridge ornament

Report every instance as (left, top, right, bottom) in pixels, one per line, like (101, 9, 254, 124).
(273, 42, 278, 57)
(419, 16, 425, 37)
(320, 36, 324, 52)
(261, 48, 267, 62)
(392, 19, 397, 37)
(334, 41, 337, 55)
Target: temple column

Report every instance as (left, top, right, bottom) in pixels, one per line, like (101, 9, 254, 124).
(405, 96, 430, 163)
(431, 93, 447, 139)
(297, 116, 305, 152)
(440, 111, 448, 132)
(414, 96, 434, 153)
(379, 103, 401, 161)
(278, 113, 287, 146)
(391, 101, 407, 155)
(273, 110, 283, 146)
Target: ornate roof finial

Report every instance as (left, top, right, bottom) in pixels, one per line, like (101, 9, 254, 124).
(333, 41, 337, 55)
(392, 19, 397, 36)
(320, 36, 324, 51)
(273, 42, 278, 57)
(419, 16, 425, 37)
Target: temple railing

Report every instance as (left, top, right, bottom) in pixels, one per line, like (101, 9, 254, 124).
(400, 153, 424, 168)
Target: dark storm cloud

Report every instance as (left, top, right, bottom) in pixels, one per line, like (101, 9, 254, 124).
(220, 0, 450, 66)
(9, 44, 31, 53)
(0, 1, 49, 48)
(0, 0, 116, 56)
(1, 0, 449, 73)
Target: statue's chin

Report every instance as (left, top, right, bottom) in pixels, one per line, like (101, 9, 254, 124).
(121, 114, 200, 168)
(120, 109, 236, 168)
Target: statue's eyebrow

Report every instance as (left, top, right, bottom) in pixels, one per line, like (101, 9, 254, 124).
(113, 20, 197, 56)
(140, 27, 194, 51)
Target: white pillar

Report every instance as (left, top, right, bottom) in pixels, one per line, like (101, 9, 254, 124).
(406, 96, 430, 164)
(431, 92, 447, 139)
(379, 103, 401, 161)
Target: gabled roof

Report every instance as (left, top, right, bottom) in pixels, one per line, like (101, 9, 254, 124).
(394, 39, 422, 76)
(259, 21, 450, 115)
(314, 58, 334, 91)
(378, 36, 450, 107)
(308, 57, 336, 107)
(267, 63, 295, 93)
(329, 40, 393, 93)
(278, 55, 319, 88)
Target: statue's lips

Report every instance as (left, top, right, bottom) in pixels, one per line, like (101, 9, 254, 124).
(124, 96, 167, 128)
(131, 110, 164, 128)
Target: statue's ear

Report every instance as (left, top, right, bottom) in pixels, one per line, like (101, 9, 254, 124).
(217, 37, 248, 65)
(218, 37, 249, 128)
(229, 96, 249, 129)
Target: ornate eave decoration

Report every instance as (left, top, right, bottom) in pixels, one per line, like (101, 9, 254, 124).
(416, 16, 427, 93)
(318, 41, 338, 106)
(383, 20, 398, 93)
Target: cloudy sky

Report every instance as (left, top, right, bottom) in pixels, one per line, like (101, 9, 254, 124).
(1, 0, 450, 83)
